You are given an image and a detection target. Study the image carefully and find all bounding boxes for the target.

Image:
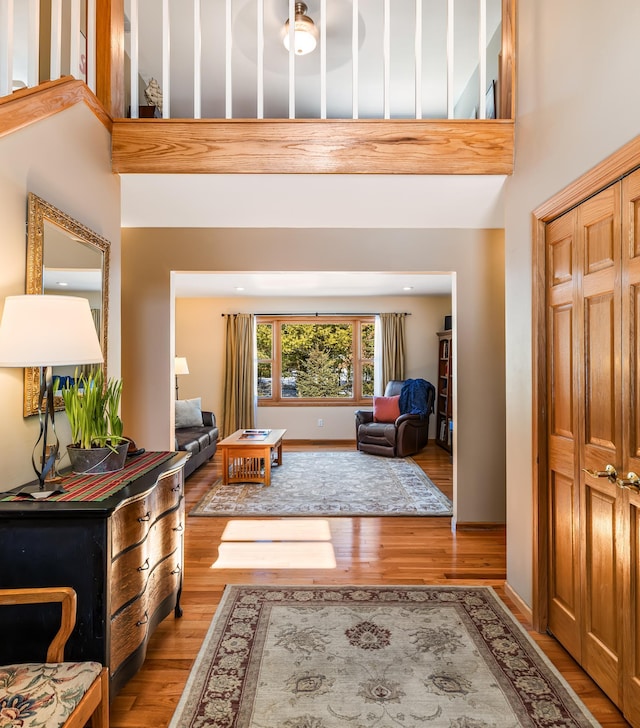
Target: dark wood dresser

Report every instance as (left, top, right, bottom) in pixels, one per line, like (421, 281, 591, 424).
(0, 451, 187, 697)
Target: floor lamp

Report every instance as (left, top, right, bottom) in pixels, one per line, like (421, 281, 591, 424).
(175, 356, 189, 399)
(0, 295, 104, 496)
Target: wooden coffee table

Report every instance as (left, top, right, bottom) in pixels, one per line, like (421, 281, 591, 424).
(218, 429, 287, 486)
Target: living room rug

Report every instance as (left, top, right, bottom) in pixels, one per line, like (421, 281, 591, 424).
(169, 585, 599, 728)
(190, 451, 452, 517)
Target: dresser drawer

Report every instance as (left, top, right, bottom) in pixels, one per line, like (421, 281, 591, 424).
(110, 593, 150, 674)
(111, 494, 155, 556)
(155, 468, 183, 515)
(109, 553, 183, 674)
(147, 553, 183, 614)
(111, 508, 183, 615)
(111, 540, 150, 615)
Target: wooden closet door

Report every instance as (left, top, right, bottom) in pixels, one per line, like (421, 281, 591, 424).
(546, 208, 582, 662)
(622, 169, 640, 723)
(579, 184, 623, 705)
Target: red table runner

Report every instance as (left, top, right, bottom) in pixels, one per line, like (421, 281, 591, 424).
(2, 451, 177, 502)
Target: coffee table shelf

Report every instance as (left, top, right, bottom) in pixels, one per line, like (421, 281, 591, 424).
(218, 429, 287, 486)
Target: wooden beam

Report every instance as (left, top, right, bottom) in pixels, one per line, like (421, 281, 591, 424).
(95, 0, 124, 118)
(112, 118, 514, 175)
(0, 76, 111, 138)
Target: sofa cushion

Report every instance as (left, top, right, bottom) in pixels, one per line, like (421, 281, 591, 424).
(175, 397, 203, 428)
(195, 432, 210, 450)
(373, 395, 400, 423)
(175, 432, 201, 454)
(358, 422, 398, 447)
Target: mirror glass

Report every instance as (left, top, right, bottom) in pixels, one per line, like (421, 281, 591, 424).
(24, 193, 110, 416)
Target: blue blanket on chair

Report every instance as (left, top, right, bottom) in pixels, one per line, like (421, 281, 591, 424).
(399, 378, 435, 418)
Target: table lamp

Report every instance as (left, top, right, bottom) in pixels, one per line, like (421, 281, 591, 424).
(0, 295, 104, 495)
(175, 356, 189, 399)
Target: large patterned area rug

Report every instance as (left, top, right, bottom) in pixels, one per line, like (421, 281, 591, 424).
(169, 585, 599, 728)
(190, 451, 452, 517)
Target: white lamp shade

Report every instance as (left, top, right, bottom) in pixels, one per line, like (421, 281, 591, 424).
(0, 295, 104, 367)
(175, 356, 190, 375)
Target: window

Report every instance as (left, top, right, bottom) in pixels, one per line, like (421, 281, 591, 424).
(257, 317, 375, 404)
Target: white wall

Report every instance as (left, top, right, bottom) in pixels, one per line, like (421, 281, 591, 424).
(175, 294, 451, 440)
(504, 0, 640, 605)
(122, 226, 505, 524)
(0, 104, 121, 490)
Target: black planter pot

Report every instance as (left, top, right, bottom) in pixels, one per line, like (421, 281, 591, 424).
(67, 440, 129, 475)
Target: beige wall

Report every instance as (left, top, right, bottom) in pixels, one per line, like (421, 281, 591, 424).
(0, 104, 121, 490)
(504, 0, 640, 605)
(122, 227, 505, 524)
(175, 294, 451, 440)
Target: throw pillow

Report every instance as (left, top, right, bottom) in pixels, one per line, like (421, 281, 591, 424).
(373, 395, 400, 423)
(175, 397, 203, 428)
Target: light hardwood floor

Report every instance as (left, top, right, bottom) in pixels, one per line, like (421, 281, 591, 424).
(109, 442, 628, 727)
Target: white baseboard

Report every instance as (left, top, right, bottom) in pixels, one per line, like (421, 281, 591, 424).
(504, 581, 532, 624)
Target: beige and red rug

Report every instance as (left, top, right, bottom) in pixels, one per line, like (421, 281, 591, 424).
(190, 451, 452, 517)
(169, 585, 598, 727)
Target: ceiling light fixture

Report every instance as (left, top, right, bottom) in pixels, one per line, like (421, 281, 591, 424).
(282, 2, 319, 56)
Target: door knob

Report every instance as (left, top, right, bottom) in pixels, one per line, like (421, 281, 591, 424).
(583, 464, 618, 482)
(616, 472, 640, 491)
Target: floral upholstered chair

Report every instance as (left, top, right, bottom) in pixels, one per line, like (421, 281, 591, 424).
(0, 587, 108, 728)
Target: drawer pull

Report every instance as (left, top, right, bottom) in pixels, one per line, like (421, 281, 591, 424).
(136, 611, 149, 627)
(171, 484, 181, 493)
(173, 523, 184, 533)
(137, 511, 151, 523)
(137, 558, 150, 572)
(171, 565, 182, 575)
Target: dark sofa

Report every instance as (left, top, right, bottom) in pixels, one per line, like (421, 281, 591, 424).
(175, 410, 219, 478)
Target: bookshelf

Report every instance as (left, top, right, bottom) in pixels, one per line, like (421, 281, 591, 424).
(435, 330, 453, 453)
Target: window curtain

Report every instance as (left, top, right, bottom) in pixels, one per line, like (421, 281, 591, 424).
(374, 316, 383, 395)
(379, 312, 406, 392)
(221, 313, 256, 438)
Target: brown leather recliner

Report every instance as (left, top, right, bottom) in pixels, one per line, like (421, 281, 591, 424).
(355, 380, 434, 457)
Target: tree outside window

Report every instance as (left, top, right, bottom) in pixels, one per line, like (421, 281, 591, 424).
(257, 317, 374, 404)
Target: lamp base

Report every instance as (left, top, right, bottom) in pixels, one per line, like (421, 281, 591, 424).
(16, 481, 68, 499)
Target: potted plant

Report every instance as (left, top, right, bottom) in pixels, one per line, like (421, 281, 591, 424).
(61, 368, 129, 474)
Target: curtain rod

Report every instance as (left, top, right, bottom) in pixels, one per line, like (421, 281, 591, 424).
(221, 312, 411, 317)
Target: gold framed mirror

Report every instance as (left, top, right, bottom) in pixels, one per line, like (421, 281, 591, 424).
(24, 193, 110, 416)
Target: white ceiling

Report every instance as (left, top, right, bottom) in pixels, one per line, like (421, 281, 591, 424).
(173, 270, 452, 297)
(44, 268, 102, 292)
(121, 174, 506, 229)
(125, 173, 501, 299)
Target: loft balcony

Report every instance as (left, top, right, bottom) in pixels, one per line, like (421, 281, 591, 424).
(0, 0, 515, 175)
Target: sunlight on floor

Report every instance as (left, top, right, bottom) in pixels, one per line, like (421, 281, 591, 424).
(212, 542, 337, 569)
(220, 519, 332, 541)
(213, 519, 337, 568)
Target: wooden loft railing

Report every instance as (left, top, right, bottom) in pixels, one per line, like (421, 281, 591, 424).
(112, 0, 515, 174)
(110, 117, 514, 175)
(1, 0, 515, 176)
(0, 77, 111, 139)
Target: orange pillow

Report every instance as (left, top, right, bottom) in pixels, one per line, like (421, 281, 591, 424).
(373, 395, 401, 423)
